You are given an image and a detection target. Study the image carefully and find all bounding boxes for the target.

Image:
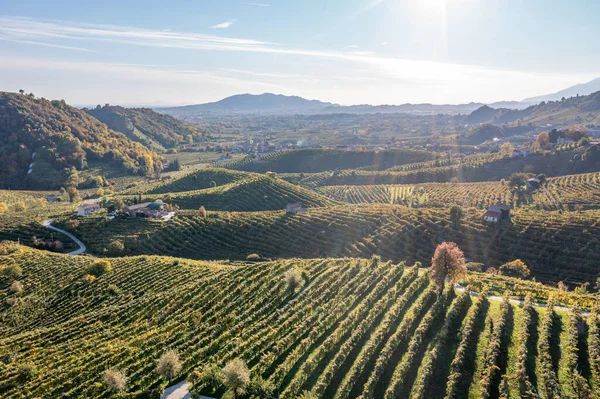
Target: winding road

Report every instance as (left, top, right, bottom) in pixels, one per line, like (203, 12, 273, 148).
(43, 220, 87, 255)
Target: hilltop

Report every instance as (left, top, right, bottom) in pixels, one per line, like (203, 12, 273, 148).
(0, 92, 163, 189)
(85, 105, 208, 151)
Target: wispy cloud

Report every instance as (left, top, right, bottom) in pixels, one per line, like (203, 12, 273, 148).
(210, 19, 237, 29)
(0, 36, 94, 52)
(347, 45, 359, 48)
(242, 2, 269, 6)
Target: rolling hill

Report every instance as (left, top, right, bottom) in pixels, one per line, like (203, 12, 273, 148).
(221, 148, 438, 174)
(0, 247, 597, 398)
(0, 92, 163, 189)
(137, 173, 338, 211)
(63, 205, 600, 284)
(85, 105, 207, 151)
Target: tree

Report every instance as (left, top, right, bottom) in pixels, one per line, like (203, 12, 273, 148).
(107, 240, 125, 255)
(66, 186, 79, 203)
(10, 280, 24, 295)
(449, 205, 463, 220)
(88, 260, 113, 277)
(429, 242, 466, 292)
(221, 358, 250, 399)
(500, 142, 514, 155)
(0, 202, 7, 216)
(199, 206, 207, 218)
(14, 201, 26, 212)
(284, 268, 303, 293)
(595, 277, 600, 292)
(156, 350, 181, 381)
(549, 128, 565, 143)
(103, 368, 127, 394)
(171, 158, 181, 171)
(499, 259, 530, 279)
(19, 89, 24, 95)
(508, 173, 528, 191)
(536, 132, 551, 149)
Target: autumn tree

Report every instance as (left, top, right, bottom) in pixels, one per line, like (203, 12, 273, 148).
(429, 242, 466, 292)
(0, 202, 7, 216)
(537, 132, 551, 150)
(500, 142, 514, 155)
(199, 206, 207, 218)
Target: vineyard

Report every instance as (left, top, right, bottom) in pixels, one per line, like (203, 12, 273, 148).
(0, 248, 597, 398)
(316, 171, 600, 210)
(62, 205, 600, 284)
(221, 148, 439, 173)
(133, 174, 337, 211)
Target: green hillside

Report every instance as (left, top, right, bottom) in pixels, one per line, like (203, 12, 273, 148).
(137, 174, 338, 211)
(86, 105, 208, 151)
(0, 248, 597, 398)
(222, 148, 439, 173)
(0, 92, 163, 189)
(283, 146, 599, 187)
(316, 171, 600, 210)
(147, 168, 249, 194)
(63, 205, 600, 284)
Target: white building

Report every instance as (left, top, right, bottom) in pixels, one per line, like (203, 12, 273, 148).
(78, 203, 100, 216)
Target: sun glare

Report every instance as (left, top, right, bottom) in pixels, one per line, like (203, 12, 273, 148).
(418, 0, 448, 14)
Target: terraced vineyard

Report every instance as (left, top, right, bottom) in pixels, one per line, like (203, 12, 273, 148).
(0, 248, 597, 398)
(147, 168, 249, 194)
(221, 148, 439, 173)
(135, 174, 338, 211)
(64, 205, 600, 284)
(316, 171, 600, 210)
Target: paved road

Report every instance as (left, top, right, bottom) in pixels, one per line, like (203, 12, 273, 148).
(43, 220, 86, 255)
(160, 379, 215, 399)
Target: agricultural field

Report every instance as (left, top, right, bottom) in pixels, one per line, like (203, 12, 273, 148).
(0, 247, 598, 398)
(221, 148, 439, 173)
(316, 171, 600, 210)
(60, 205, 600, 284)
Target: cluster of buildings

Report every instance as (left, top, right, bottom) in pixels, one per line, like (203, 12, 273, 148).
(77, 200, 169, 219)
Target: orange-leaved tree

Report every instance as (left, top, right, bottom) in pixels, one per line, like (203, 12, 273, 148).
(429, 242, 466, 292)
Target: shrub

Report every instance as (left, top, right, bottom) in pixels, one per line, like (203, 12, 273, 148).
(156, 350, 181, 381)
(9, 280, 23, 295)
(499, 259, 530, 279)
(103, 368, 127, 394)
(466, 262, 484, 272)
(13, 201, 26, 212)
(284, 268, 303, 293)
(17, 364, 37, 383)
(83, 274, 96, 282)
(108, 240, 125, 255)
(221, 358, 250, 399)
(88, 260, 113, 277)
(107, 284, 122, 296)
(1, 263, 23, 279)
(0, 202, 7, 215)
(246, 253, 261, 261)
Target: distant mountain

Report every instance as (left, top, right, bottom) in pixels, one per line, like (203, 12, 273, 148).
(157, 93, 336, 118)
(523, 77, 600, 103)
(464, 90, 600, 127)
(85, 105, 207, 151)
(0, 92, 162, 189)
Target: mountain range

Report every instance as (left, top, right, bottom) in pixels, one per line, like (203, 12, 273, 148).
(157, 78, 600, 118)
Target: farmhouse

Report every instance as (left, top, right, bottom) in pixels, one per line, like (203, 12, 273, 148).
(47, 194, 59, 203)
(77, 203, 100, 216)
(286, 202, 307, 214)
(483, 203, 511, 223)
(123, 200, 167, 218)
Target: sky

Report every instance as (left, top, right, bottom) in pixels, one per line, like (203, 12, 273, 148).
(1, 0, 599, 106)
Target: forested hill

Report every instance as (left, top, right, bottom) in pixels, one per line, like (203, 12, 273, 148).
(85, 105, 208, 151)
(0, 92, 163, 189)
(465, 90, 600, 126)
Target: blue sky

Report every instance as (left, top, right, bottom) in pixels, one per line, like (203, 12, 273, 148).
(1, 0, 599, 106)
